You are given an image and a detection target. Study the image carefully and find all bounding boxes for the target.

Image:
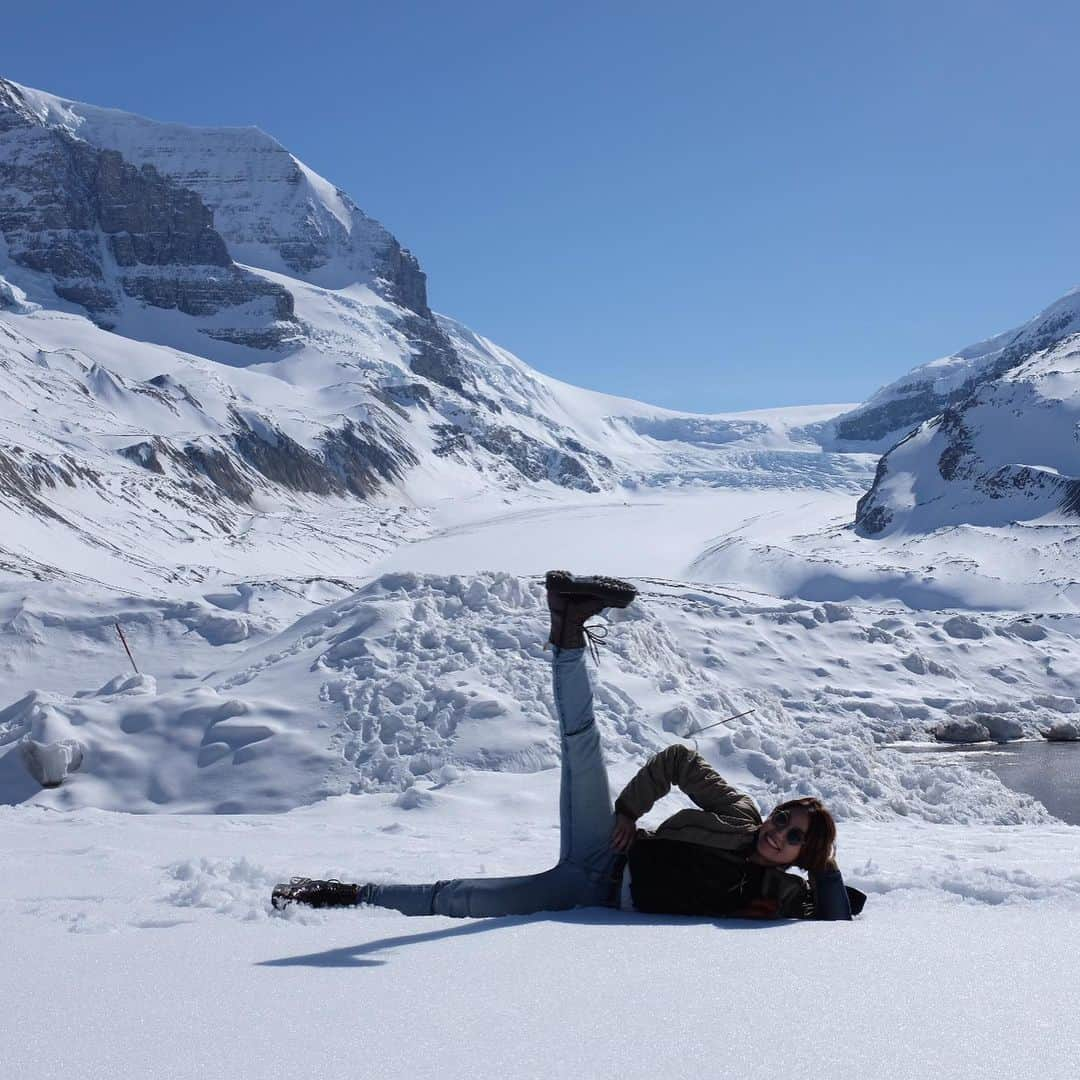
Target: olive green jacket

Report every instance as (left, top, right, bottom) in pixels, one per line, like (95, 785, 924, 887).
(614, 744, 814, 918)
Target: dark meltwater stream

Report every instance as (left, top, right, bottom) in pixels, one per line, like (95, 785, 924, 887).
(897, 741, 1080, 824)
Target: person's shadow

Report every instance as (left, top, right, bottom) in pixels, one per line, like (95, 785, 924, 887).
(257, 908, 786, 969)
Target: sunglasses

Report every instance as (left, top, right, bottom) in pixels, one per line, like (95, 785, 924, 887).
(768, 808, 806, 847)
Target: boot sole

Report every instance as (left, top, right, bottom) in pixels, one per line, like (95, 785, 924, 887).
(544, 570, 637, 608)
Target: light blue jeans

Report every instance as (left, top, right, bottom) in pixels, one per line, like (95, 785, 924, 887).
(366, 646, 625, 917)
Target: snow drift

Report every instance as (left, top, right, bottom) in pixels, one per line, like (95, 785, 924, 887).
(2, 571, 1065, 825)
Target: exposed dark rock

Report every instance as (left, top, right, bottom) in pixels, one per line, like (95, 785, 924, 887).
(321, 417, 418, 497)
(118, 440, 165, 475)
(182, 442, 256, 503)
(116, 406, 417, 508)
(377, 382, 434, 411)
(146, 374, 203, 410)
(473, 425, 601, 491)
(0, 444, 100, 520)
(399, 311, 475, 395)
(378, 244, 428, 314)
(432, 423, 471, 458)
(935, 411, 973, 482)
(561, 436, 612, 471)
(229, 414, 334, 496)
(230, 409, 416, 499)
(854, 454, 892, 536)
(854, 503, 892, 536)
(1061, 478, 1080, 516)
(835, 386, 942, 444)
(201, 324, 297, 350)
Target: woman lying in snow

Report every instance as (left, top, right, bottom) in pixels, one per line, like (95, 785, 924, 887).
(272, 572, 861, 921)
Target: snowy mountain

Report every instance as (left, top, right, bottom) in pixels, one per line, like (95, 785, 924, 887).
(854, 333, 1080, 534)
(827, 285, 1080, 450)
(0, 76, 874, 589)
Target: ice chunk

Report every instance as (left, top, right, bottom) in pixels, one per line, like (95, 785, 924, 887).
(20, 737, 84, 787)
(659, 703, 697, 737)
(975, 713, 1023, 742)
(934, 719, 990, 743)
(1041, 719, 1080, 741)
(943, 616, 988, 640)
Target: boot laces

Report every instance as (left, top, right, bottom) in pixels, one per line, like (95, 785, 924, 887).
(582, 621, 608, 664)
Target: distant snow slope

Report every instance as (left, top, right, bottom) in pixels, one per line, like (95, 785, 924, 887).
(0, 293, 872, 594)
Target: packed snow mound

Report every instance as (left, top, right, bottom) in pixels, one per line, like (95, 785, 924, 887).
(828, 284, 1080, 449)
(0, 674, 329, 813)
(1, 572, 1057, 824)
(855, 335, 1080, 535)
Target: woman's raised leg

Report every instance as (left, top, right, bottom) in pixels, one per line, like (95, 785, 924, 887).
(551, 644, 621, 890)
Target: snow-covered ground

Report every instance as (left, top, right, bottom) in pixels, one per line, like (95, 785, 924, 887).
(4, 785, 1080, 1080)
(4, 491, 1080, 1079)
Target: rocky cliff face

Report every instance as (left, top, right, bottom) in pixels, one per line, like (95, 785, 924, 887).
(854, 334, 1080, 535)
(0, 79, 295, 345)
(5, 80, 425, 303)
(1, 78, 468, 388)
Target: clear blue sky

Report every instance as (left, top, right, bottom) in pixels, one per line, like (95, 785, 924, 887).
(5, 1, 1080, 411)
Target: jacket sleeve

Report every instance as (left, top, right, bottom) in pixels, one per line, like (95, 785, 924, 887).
(614, 744, 750, 821)
(808, 869, 853, 921)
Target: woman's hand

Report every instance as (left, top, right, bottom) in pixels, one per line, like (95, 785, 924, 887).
(611, 813, 637, 852)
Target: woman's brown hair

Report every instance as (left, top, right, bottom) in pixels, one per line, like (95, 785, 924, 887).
(771, 796, 836, 874)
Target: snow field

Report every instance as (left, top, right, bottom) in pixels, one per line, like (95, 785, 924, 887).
(3, 791, 1080, 1080)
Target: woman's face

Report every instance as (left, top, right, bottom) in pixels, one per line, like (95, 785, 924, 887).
(754, 806, 810, 868)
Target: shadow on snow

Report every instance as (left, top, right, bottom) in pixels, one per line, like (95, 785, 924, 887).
(257, 908, 789, 969)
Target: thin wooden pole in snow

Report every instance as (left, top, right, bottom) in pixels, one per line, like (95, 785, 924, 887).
(694, 708, 756, 735)
(687, 709, 756, 753)
(114, 622, 139, 674)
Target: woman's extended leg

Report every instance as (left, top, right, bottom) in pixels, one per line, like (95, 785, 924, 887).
(364, 864, 586, 918)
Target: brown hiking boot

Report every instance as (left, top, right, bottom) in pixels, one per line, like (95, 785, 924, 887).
(545, 570, 637, 650)
(271, 878, 368, 910)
